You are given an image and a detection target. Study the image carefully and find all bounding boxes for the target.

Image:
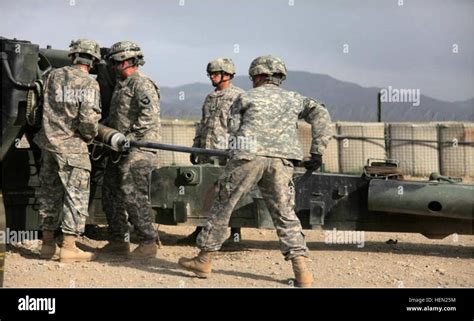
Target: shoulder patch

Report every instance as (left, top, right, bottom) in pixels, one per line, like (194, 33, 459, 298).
(140, 95, 151, 105)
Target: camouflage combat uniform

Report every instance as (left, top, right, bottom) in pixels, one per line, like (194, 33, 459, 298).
(34, 65, 101, 236)
(102, 70, 161, 244)
(193, 85, 244, 164)
(197, 83, 333, 260)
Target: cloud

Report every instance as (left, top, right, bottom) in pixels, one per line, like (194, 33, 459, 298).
(1, 0, 472, 101)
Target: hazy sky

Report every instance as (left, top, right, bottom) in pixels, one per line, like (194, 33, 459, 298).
(1, 0, 473, 102)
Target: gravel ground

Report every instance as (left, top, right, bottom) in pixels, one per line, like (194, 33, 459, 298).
(3, 225, 473, 288)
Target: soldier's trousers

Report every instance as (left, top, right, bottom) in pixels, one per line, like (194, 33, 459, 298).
(197, 156, 309, 260)
(38, 150, 91, 236)
(102, 151, 158, 244)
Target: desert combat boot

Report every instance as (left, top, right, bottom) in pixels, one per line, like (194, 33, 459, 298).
(291, 256, 314, 288)
(39, 230, 60, 260)
(178, 250, 212, 278)
(60, 235, 96, 263)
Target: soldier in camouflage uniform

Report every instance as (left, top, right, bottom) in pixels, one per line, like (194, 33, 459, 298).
(191, 58, 244, 164)
(178, 58, 244, 245)
(179, 55, 333, 287)
(35, 39, 102, 263)
(99, 41, 161, 259)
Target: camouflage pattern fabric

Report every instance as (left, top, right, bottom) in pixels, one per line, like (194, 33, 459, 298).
(229, 83, 333, 160)
(101, 157, 128, 241)
(34, 65, 101, 154)
(39, 151, 91, 235)
(69, 39, 101, 62)
(197, 156, 308, 260)
(206, 58, 236, 75)
(103, 70, 160, 244)
(102, 151, 158, 243)
(105, 70, 160, 152)
(107, 41, 144, 64)
(35, 63, 100, 236)
(193, 85, 244, 153)
(248, 55, 287, 78)
(197, 80, 333, 260)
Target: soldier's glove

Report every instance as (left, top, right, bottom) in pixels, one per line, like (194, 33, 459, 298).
(303, 153, 323, 171)
(190, 153, 199, 165)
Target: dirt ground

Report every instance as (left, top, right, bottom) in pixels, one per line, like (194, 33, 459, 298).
(3, 225, 473, 288)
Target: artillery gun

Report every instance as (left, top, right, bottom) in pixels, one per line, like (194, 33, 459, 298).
(97, 126, 473, 240)
(0, 37, 115, 286)
(1, 37, 473, 286)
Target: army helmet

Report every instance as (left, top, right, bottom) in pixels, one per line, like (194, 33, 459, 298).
(68, 39, 101, 66)
(206, 58, 236, 76)
(107, 41, 145, 65)
(248, 55, 287, 81)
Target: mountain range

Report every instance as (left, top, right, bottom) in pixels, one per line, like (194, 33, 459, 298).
(159, 71, 473, 122)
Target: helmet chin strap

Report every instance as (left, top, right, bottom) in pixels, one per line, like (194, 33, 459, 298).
(212, 71, 229, 87)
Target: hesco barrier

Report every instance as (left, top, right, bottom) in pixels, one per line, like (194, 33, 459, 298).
(439, 122, 474, 177)
(157, 120, 196, 166)
(336, 122, 386, 174)
(158, 119, 473, 178)
(298, 122, 339, 172)
(388, 123, 439, 176)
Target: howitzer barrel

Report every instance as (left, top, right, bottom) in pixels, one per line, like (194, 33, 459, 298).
(96, 124, 230, 157)
(38, 48, 70, 69)
(368, 179, 474, 220)
(129, 140, 230, 157)
(96, 124, 127, 151)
